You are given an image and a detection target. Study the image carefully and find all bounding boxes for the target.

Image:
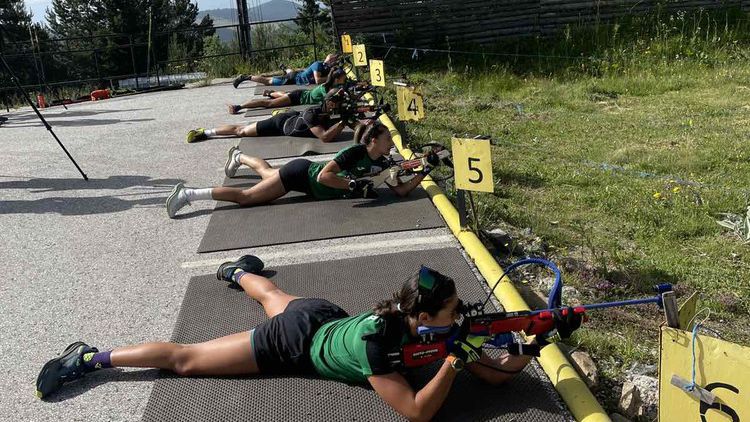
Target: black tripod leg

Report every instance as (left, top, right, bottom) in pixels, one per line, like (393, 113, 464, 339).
(0, 53, 88, 180)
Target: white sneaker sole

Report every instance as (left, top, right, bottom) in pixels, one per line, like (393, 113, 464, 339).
(166, 183, 185, 218)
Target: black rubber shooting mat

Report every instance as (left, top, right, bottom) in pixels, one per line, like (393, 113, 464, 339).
(142, 248, 569, 422)
(236, 130, 354, 159)
(243, 104, 314, 118)
(196, 168, 444, 252)
(253, 84, 317, 94)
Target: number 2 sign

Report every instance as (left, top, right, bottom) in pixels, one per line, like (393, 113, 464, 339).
(452, 137, 494, 193)
(352, 44, 367, 66)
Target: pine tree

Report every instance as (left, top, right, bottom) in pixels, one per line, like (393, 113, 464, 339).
(296, 0, 326, 36)
(45, 0, 214, 80)
(0, 0, 34, 50)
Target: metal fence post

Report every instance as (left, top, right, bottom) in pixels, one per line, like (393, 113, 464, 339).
(312, 19, 318, 61)
(129, 35, 139, 89)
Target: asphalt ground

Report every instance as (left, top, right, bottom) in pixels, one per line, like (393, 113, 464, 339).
(0, 81, 566, 421)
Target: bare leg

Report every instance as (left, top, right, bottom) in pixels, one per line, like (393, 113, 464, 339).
(214, 123, 258, 137)
(212, 173, 287, 206)
(269, 91, 288, 99)
(239, 96, 292, 110)
(250, 75, 274, 85)
(236, 272, 300, 318)
(238, 154, 277, 179)
(109, 332, 258, 376)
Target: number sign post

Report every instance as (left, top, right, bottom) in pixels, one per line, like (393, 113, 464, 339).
(452, 138, 494, 193)
(352, 44, 367, 66)
(369, 59, 385, 87)
(451, 137, 494, 229)
(341, 34, 353, 54)
(396, 85, 425, 121)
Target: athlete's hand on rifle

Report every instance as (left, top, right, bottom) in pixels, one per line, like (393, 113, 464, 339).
(348, 179, 378, 199)
(421, 151, 441, 175)
(537, 307, 584, 347)
(449, 319, 487, 364)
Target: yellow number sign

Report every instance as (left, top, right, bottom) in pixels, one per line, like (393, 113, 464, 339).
(452, 138, 494, 193)
(369, 59, 385, 86)
(352, 44, 367, 66)
(660, 326, 749, 421)
(341, 34, 352, 54)
(396, 85, 425, 121)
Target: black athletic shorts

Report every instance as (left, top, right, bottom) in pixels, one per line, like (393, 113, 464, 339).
(252, 298, 349, 374)
(278, 158, 313, 194)
(255, 111, 298, 137)
(287, 89, 304, 106)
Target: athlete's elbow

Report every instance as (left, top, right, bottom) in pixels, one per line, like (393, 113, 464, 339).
(405, 407, 434, 422)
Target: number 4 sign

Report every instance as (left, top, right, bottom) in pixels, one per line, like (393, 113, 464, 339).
(452, 137, 494, 193)
(396, 85, 425, 121)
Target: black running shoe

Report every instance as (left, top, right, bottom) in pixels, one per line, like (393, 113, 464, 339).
(232, 74, 248, 89)
(217, 255, 265, 284)
(36, 341, 99, 399)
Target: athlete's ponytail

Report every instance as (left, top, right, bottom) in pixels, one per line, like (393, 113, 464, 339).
(354, 120, 388, 145)
(373, 268, 456, 318)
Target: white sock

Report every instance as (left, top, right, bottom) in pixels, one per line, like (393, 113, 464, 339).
(205, 128, 218, 137)
(184, 187, 213, 202)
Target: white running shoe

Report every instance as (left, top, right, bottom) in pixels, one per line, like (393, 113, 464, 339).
(166, 183, 190, 218)
(224, 146, 242, 178)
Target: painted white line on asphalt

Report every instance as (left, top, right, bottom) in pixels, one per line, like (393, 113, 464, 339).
(181, 233, 455, 269)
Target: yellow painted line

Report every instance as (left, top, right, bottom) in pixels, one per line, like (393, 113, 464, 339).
(349, 68, 610, 422)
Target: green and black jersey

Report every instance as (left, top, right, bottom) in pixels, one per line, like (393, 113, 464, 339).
(307, 144, 389, 200)
(299, 85, 327, 105)
(309, 312, 410, 384)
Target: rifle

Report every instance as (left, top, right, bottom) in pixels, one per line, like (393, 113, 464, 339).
(364, 144, 453, 188)
(388, 258, 674, 368)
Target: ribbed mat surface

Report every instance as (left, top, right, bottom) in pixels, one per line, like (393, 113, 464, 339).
(196, 168, 444, 252)
(142, 248, 570, 422)
(236, 131, 353, 159)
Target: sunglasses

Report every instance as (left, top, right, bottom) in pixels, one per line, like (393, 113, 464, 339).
(417, 266, 438, 303)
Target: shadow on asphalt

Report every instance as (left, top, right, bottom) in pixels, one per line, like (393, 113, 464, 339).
(6, 108, 151, 121)
(0, 195, 170, 215)
(42, 368, 161, 403)
(3, 117, 154, 128)
(0, 176, 181, 193)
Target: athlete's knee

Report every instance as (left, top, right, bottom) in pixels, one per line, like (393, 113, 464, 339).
(171, 345, 199, 376)
(236, 190, 255, 206)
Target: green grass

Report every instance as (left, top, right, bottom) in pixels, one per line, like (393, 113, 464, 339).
(381, 8, 750, 408)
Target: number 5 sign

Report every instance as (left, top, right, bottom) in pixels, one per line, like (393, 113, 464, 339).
(452, 137, 494, 193)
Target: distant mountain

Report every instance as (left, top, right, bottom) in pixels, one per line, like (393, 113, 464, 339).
(198, 0, 299, 24)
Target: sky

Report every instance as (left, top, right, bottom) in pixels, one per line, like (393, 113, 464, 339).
(25, 0, 274, 23)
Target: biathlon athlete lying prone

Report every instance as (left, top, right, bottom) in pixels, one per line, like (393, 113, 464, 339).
(227, 67, 347, 115)
(187, 90, 353, 144)
(232, 54, 338, 88)
(35, 258, 582, 421)
(168, 121, 433, 218)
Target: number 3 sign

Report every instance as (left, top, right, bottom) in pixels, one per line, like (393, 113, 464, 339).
(452, 137, 494, 193)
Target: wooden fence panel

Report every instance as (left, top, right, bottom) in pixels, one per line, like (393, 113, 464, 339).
(330, 0, 743, 47)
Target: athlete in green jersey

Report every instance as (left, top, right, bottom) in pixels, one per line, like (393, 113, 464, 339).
(167, 121, 430, 218)
(36, 255, 583, 421)
(226, 68, 347, 115)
